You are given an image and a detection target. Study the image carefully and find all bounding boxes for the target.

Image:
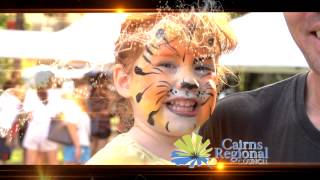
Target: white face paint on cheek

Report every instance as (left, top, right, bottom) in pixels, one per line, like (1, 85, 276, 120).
(196, 79, 217, 126)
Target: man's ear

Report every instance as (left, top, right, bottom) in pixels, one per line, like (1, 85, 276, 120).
(113, 64, 131, 98)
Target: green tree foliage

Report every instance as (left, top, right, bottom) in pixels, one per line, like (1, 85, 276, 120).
(222, 13, 296, 94)
(0, 14, 9, 29)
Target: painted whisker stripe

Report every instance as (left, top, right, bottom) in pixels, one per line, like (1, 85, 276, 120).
(201, 97, 211, 106)
(136, 83, 153, 103)
(156, 90, 168, 95)
(159, 81, 171, 87)
(142, 54, 152, 64)
(156, 85, 170, 88)
(165, 122, 170, 132)
(155, 94, 167, 105)
(163, 37, 179, 55)
(134, 66, 159, 76)
(147, 109, 160, 126)
(182, 51, 186, 63)
(150, 43, 159, 50)
(183, 39, 192, 62)
(145, 45, 154, 55)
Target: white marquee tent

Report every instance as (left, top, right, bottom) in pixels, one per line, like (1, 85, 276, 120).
(0, 13, 310, 75)
(221, 12, 309, 73)
(0, 13, 127, 79)
(0, 13, 127, 65)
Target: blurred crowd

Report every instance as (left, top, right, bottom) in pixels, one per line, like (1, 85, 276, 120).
(0, 67, 133, 165)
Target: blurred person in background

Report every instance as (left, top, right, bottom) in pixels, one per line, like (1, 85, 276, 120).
(22, 71, 62, 164)
(87, 71, 117, 155)
(0, 72, 25, 164)
(61, 79, 91, 165)
(2, 71, 23, 92)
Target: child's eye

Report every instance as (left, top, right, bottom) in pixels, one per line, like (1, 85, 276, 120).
(195, 66, 214, 75)
(159, 63, 176, 69)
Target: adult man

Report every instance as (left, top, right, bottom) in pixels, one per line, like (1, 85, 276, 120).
(199, 13, 320, 163)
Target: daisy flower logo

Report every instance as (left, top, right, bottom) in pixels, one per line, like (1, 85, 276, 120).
(171, 133, 214, 168)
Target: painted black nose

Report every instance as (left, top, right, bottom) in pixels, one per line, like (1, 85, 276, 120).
(180, 82, 198, 90)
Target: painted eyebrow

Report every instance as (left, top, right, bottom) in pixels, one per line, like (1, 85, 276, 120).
(157, 36, 180, 57)
(155, 45, 180, 57)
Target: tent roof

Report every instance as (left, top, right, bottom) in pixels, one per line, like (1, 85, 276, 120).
(0, 13, 310, 74)
(0, 13, 127, 65)
(221, 12, 309, 73)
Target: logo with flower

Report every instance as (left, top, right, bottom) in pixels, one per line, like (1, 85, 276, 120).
(171, 133, 216, 168)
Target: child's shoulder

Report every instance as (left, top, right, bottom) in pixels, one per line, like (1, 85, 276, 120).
(86, 133, 172, 165)
(86, 133, 146, 165)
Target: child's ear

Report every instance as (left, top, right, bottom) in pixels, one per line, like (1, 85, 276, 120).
(113, 64, 131, 98)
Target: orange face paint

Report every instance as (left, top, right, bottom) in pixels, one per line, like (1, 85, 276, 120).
(116, 13, 235, 137)
(128, 38, 217, 136)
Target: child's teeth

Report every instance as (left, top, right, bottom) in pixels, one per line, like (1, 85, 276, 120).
(316, 31, 320, 38)
(170, 100, 196, 107)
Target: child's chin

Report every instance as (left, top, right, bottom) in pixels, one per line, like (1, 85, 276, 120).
(168, 129, 194, 137)
(166, 121, 196, 136)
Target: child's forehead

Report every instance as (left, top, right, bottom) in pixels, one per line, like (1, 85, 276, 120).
(147, 33, 212, 54)
(154, 42, 212, 57)
(149, 45, 215, 65)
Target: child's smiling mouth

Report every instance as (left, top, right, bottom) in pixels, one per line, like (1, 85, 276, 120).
(165, 98, 199, 117)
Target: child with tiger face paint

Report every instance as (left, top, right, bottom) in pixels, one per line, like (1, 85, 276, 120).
(86, 13, 236, 165)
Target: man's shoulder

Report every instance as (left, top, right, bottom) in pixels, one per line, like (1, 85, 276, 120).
(214, 73, 307, 121)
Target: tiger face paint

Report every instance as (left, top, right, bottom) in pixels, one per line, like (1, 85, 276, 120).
(113, 13, 237, 137)
(128, 37, 218, 137)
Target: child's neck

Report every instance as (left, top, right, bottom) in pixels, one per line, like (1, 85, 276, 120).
(127, 124, 179, 161)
